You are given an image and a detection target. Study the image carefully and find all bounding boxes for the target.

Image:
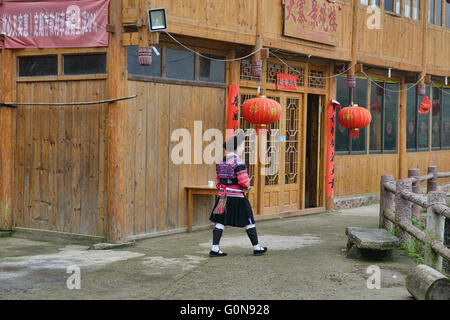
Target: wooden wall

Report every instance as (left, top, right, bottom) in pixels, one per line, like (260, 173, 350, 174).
(334, 153, 399, 197)
(122, 0, 258, 46)
(406, 150, 450, 185)
(356, 8, 423, 70)
(124, 80, 225, 237)
(14, 80, 108, 237)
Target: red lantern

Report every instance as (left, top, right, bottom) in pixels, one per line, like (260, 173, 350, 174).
(338, 104, 372, 138)
(241, 96, 282, 135)
(418, 96, 432, 114)
(138, 47, 152, 66)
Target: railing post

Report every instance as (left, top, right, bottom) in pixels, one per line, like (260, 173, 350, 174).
(408, 168, 421, 222)
(425, 191, 446, 272)
(380, 175, 394, 230)
(427, 165, 438, 194)
(395, 179, 412, 247)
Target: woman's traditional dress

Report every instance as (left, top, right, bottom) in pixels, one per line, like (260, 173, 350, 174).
(209, 152, 255, 227)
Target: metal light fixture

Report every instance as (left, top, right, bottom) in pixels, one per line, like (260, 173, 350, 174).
(445, 76, 448, 86)
(148, 8, 167, 32)
(388, 68, 392, 78)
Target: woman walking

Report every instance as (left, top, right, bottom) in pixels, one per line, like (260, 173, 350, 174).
(209, 132, 267, 257)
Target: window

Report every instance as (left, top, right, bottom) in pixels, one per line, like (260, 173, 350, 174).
(413, 0, 420, 19)
(335, 76, 368, 154)
(446, 0, 450, 28)
(385, 0, 395, 11)
(127, 46, 226, 83)
(428, 0, 442, 25)
(431, 86, 450, 149)
(370, 82, 399, 153)
(405, 0, 412, 17)
(443, 88, 450, 147)
(127, 45, 161, 77)
(166, 48, 195, 80)
(361, 0, 380, 6)
(18, 55, 58, 77)
(436, 0, 442, 25)
(63, 53, 106, 75)
(199, 54, 226, 83)
(406, 85, 431, 151)
(429, 0, 435, 23)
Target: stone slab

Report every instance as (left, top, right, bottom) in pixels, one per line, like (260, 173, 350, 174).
(345, 227, 400, 250)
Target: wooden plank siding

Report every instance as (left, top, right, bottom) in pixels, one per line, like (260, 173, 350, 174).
(122, 80, 225, 236)
(14, 80, 108, 237)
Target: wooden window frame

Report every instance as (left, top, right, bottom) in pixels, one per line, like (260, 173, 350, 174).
(335, 75, 369, 156)
(428, 0, 446, 26)
(369, 81, 400, 155)
(431, 85, 450, 150)
(406, 84, 432, 152)
(16, 49, 108, 81)
(128, 44, 227, 87)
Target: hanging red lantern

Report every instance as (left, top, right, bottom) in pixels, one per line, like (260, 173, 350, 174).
(418, 96, 432, 114)
(338, 104, 372, 138)
(138, 47, 152, 66)
(241, 96, 282, 135)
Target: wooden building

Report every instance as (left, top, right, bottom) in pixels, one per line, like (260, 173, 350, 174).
(0, 0, 449, 243)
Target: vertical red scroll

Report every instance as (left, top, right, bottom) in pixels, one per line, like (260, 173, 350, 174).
(326, 99, 341, 197)
(227, 84, 240, 139)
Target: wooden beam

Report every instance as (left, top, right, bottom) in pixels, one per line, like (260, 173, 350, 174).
(398, 76, 407, 179)
(0, 49, 16, 231)
(106, 0, 128, 243)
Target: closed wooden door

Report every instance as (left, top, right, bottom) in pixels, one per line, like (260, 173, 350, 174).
(260, 93, 303, 214)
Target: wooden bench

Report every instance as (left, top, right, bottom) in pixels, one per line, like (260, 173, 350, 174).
(345, 227, 400, 259)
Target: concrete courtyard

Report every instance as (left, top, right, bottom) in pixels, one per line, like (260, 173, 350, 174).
(0, 204, 417, 300)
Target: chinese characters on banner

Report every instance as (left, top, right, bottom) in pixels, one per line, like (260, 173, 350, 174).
(276, 73, 298, 92)
(0, 0, 110, 48)
(283, 0, 339, 46)
(326, 100, 341, 197)
(227, 85, 240, 139)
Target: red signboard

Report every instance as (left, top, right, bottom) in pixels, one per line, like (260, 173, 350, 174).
(0, 0, 109, 48)
(276, 73, 298, 92)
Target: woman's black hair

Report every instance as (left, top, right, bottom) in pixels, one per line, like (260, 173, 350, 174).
(223, 131, 246, 151)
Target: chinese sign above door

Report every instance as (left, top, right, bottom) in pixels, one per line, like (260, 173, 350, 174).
(283, 0, 339, 46)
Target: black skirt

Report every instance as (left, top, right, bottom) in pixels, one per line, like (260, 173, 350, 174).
(210, 195, 255, 227)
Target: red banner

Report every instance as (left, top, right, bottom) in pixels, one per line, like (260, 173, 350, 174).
(227, 85, 240, 139)
(276, 73, 297, 91)
(326, 100, 340, 198)
(0, 0, 109, 48)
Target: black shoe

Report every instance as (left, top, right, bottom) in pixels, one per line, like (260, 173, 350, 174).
(209, 250, 227, 257)
(253, 247, 268, 256)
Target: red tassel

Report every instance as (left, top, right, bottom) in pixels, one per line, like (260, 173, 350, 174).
(349, 129, 359, 138)
(138, 47, 152, 66)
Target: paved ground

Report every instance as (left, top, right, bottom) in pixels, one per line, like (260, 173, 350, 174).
(0, 204, 417, 300)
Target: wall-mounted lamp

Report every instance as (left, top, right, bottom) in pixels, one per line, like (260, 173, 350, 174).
(445, 76, 448, 86)
(148, 8, 167, 32)
(388, 68, 392, 78)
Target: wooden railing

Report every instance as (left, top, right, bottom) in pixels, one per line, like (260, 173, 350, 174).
(379, 165, 450, 272)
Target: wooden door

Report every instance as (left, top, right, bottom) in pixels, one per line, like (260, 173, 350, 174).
(261, 93, 303, 214)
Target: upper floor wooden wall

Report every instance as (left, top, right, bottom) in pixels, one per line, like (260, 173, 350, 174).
(121, 0, 450, 75)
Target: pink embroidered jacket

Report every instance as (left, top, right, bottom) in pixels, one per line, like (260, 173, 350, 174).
(215, 153, 250, 198)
